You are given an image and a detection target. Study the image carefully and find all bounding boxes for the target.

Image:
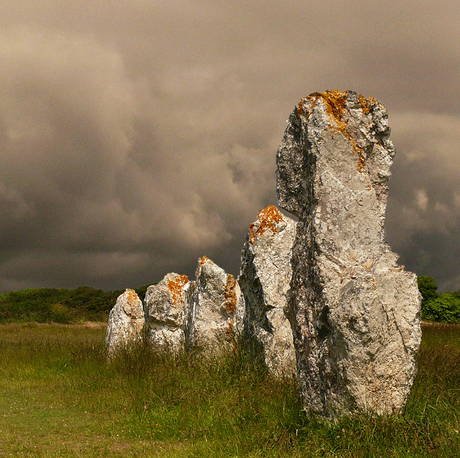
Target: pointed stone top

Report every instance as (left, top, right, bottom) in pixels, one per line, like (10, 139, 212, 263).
(197, 256, 218, 278)
(119, 289, 143, 318)
(199, 255, 214, 267)
(296, 91, 387, 157)
(277, 90, 394, 217)
(249, 205, 288, 244)
(166, 274, 189, 307)
(296, 90, 380, 121)
(121, 288, 139, 301)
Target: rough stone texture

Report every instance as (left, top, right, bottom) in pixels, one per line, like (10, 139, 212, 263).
(187, 256, 245, 352)
(105, 289, 145, 357)
(239, 205, 297, 376)
(276, 90, 422, 419)
(145, 273, 190, 352)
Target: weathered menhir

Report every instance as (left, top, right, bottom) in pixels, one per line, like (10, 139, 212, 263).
(277, 91, 421, 418)
(106, 90, 422, 420)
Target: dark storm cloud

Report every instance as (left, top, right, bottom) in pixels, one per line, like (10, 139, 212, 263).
(0, 0, 459, 292)
(386, 112, 460, 291)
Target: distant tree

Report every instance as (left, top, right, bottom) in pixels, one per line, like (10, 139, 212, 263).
(417, 276, 439, 305)
(422, 293, 460, 323)
(0, 286, 122, 323)
(417, 276, 460, 323)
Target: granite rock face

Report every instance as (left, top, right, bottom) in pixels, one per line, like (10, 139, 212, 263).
(276, 90, 421, 418)
(145, 273, 190, 352)
(187, 256, 245, 352)
(105, 289, 145, 357)
(239, 206, 297, 376)
(143, 258, 244, 354)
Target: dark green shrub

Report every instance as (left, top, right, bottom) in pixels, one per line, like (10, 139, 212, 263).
(417, 276, 439, 304)
(49, 302, 74, 323)
(0, 287, 120, 323)
(422, 293, 460, 323)
(0, 282, 157, 324)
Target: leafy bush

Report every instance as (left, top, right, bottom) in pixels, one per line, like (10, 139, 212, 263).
(0, 287, 121, 323)
(0, 282, 157, 324)
(417, 276, 460, 323)
(417, 276, 439, 304)
(422, 294, 460, 323)
(49, 302, 74, 323)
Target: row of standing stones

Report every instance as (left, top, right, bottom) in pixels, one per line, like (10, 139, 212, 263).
(105, 90, 422, 420)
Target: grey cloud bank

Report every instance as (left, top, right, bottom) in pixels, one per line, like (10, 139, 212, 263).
(0, 1, 459, 292)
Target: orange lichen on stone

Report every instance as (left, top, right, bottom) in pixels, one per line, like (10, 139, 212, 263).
(122, 289, 141, 316)
(309, 91, 375, 174)
(357, 152, 366, 173)
(249, 205, 285, 244)
(200, 256, 211, 267)
(124, 289, 138, 302)
(224, 274, 237, 314)
(358, 94, 375, 114)
(367, 95, 378, 105)
(167, 275, 189, 307)
(314, 91, 349, 131)
(297, 98, 304, 116)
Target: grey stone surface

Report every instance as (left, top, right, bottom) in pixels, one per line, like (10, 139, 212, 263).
(105, 289, 145, 357)
(276, 90, 422, 418)
(239, 205, 297, 376)
(187, 256, 245, 352)
(145, 273, 190, 352)
(144, 258, 244, 354)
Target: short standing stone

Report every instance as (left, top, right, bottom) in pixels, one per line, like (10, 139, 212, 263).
(276, 90, 421, 418)
(239, 205, 297, 376)
(187, 256, 245, 352)
(145, 273, 190, 352)
(105, 289, 145, 357)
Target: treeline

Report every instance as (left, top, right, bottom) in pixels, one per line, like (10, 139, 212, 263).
(1, 277, 459, 324)
(0, 284, 151, 324)
(418, 276, 460, 324)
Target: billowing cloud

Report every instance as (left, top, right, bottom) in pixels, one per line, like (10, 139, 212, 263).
(0, 1, 459, 292)
(386, 112, 460, 291)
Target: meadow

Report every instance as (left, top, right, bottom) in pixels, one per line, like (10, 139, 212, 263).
(0, 322, 459, 457)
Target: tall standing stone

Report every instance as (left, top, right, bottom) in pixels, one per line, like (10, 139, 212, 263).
(239, 205, 297, 376)
(187, 256, 245, 353)
(276, 90, 421, 418)
(145, 273, 190, 352)
(105, 289, 145, 357)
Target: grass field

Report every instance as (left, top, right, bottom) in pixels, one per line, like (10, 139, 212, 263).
(0, 322, 459, 457)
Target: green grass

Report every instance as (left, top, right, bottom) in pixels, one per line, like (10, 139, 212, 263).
(0, 323, 459, 457)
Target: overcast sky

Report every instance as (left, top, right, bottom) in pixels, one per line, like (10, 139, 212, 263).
(0, 0, 459, 293)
